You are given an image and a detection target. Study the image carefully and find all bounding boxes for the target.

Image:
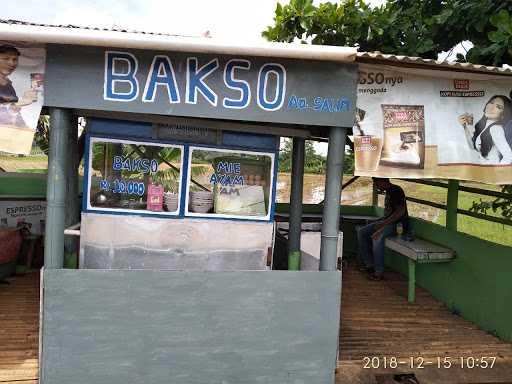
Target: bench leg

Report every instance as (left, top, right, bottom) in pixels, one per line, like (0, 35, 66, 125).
(408, 259, 416, 303)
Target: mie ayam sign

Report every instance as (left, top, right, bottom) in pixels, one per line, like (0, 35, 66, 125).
(44, 45, 357, 127)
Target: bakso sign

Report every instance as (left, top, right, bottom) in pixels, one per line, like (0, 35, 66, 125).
(45, 45, 357, 127)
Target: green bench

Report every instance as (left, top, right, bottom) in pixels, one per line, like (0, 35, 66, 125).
(385, 236, 455, 303)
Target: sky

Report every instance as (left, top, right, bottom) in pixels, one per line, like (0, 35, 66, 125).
(3, 0, 386, 43)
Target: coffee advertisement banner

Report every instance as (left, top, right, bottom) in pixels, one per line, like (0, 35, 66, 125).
(0, 200, 46, 235)
(354, 64, 512, 185)
(0, 43, 45, 155)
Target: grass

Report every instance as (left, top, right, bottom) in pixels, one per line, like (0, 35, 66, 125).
(0, 154, 47, 162)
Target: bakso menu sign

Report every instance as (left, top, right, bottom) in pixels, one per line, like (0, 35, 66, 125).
(44, 45, 357, 127)
(354, 64, 512, 185)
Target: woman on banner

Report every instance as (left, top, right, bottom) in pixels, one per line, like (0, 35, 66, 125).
(0, 44, 38, 127)
(458, 95, 512, 164)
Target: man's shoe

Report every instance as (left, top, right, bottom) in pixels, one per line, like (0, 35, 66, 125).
(358, 264, 374, 274)
(368, 273, 384, 281)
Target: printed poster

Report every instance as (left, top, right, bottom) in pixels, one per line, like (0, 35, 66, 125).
(0, 200, 46, 235)
(0, 43, 45, 155)
(354, 64, 512, 184)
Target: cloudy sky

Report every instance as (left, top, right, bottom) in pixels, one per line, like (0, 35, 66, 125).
(3, 0, 386, 43)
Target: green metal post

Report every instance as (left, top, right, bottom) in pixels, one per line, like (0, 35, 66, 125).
(408, 259, 416, 303)
(288, 137, 305, 270)
(446, 179, 459, 231)
(44, 108, 70, 269)
(64, 115, 79, 268)
(320, 126, 346, 271)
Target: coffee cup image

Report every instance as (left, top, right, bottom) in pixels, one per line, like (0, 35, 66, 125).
(354, 135, 383, 171)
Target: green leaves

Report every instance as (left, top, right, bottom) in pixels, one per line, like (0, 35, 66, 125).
(263, 0, 512, 67)
(466, 8, 512, 66)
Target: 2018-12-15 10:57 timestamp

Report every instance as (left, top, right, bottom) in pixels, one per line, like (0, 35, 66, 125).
(362, 356, 497, 369)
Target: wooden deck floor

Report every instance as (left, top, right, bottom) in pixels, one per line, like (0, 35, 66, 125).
(2, 269, 512, 383)
(338, 264, 512, 383)
(0, 272, 39, 384)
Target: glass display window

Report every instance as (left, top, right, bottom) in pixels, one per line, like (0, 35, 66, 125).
(185, 147, 275, 220)
(86, 137, 184, 215)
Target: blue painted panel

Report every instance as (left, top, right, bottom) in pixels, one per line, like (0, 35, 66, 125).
(222, 131, 278, 151)
(89, 118, 152, 138)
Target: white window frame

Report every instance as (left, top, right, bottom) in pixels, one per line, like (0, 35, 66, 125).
(87, 136, 184, 216)
(185, 146, 275, 221)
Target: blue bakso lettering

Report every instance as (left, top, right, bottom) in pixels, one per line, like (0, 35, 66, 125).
(132, 158, 141, 171)
(186, 58, 219, 106)
(209, 174, 218, 185)
(112, 156, 123, 170)
(217, 161, 228, 173)
(121, 158, 131, 171)
(223, 59, 250, 109)
(234, 163, 241, 174)
(288, 95, 298, 109)
(233, 175, 244, 185)
(141, 159, 150, 173)
(257, 63, 286, 111)
(150, 159, 158, 173)
(104, 51, 139, 101)
(99, 180, 109, 191)
(313, 97, 322, 111)
(142, 55, 180, 103)
(322, 98, 331, 112)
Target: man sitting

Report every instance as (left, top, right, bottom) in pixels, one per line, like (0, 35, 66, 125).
(357, 178, 408, 280)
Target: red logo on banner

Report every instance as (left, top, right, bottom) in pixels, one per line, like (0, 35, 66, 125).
(454, 79, 470, 90)
(394, 111, 408, 120)
(361, 136, 371, 144)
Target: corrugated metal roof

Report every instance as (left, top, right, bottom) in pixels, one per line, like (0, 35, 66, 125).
(357, 52, 512, 76)
(0, 18, 199, 39)
(0, 18, 357, 62)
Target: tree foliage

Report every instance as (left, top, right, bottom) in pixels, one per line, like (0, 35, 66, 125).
(263, 0, 512, 66)
(279, 139, 354, 174)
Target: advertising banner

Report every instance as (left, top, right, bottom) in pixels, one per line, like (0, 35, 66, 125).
(0, 200, 46, 235)
(354, 64, 512, 184)
(0, 43, 45, 155)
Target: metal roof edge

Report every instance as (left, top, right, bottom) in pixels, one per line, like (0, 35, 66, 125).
(0, 20, 357, 63)
(357, 52, 512, 76)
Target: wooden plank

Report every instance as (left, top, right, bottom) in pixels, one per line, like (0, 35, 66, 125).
(339, 265, 512, 362)
(0, 273, 39, 384)
(385, 237, 455, 262)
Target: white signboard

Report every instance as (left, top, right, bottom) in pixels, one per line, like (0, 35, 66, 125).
(0, 200, 46, 235)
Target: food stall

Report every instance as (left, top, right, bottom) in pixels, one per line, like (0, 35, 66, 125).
(80, 118, 279, 271)
(0, 22, 358, 384)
